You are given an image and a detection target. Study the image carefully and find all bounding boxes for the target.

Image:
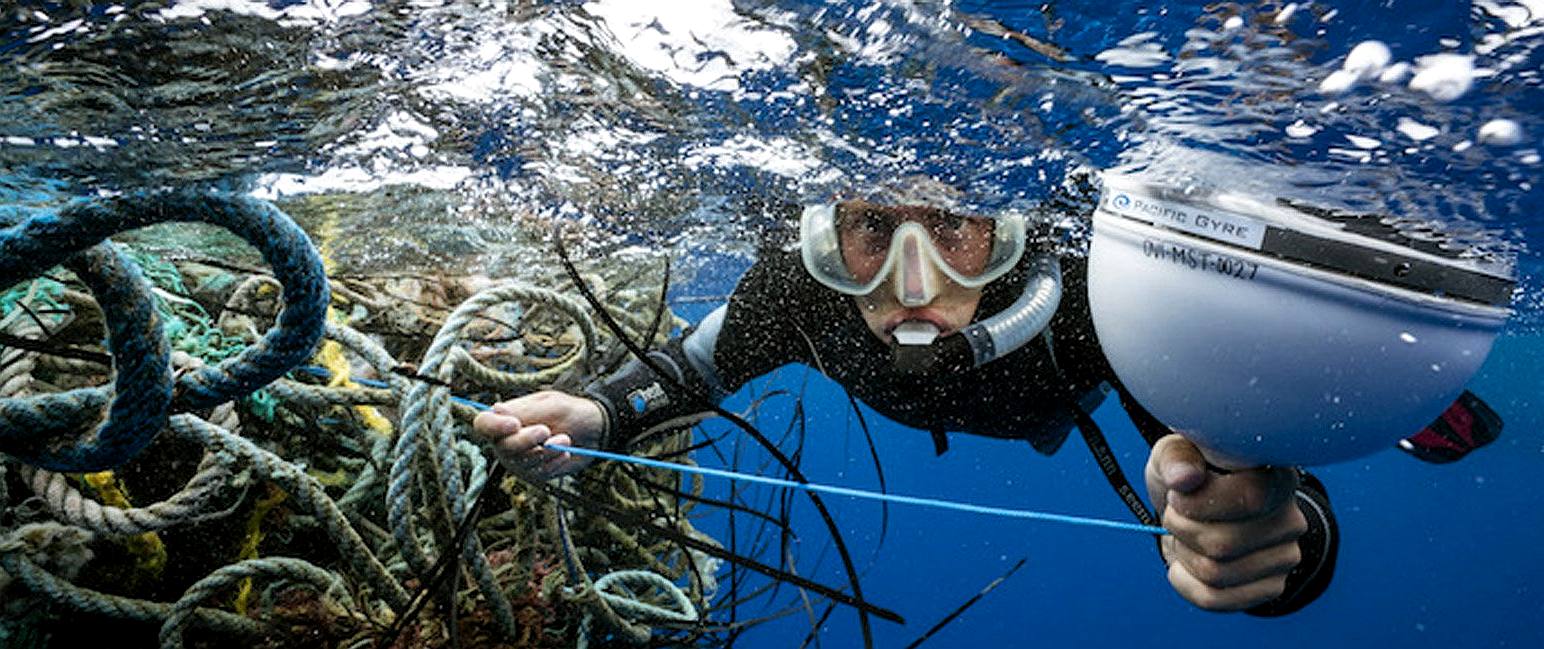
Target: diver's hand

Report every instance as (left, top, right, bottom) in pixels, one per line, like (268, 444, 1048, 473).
(1144, 433, 1308, 612)
(473, 391, 604, 481)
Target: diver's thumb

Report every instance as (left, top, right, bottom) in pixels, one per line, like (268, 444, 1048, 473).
(1146, 434, 1207, 512)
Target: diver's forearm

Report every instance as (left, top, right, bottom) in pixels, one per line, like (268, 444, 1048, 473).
(584, 339, 717, 450)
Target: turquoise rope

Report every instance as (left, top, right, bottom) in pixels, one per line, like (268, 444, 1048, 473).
(303, 367, 1168, 536)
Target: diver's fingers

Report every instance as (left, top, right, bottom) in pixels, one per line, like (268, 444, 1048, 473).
(540, 433, 591, 477)
(1162, 501, 1307, 562)
(1145, 433, 1208, 516)
(472, 409, 521, 441)
(542, 433, 574, 462)
(1168, 465, 1299, 523)
(1162, 533, 1301, 590)
(1165, 548, 1291, 611)
(494, 424, 553, 472)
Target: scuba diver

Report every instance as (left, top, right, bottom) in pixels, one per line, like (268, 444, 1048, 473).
(473, 177, 1496, 615)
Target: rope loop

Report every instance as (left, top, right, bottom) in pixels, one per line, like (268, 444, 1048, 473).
(594, 569, 699, 625)
(0, 190, 328, 471)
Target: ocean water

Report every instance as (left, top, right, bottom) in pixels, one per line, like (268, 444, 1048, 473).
(2, 1, 1542, 647)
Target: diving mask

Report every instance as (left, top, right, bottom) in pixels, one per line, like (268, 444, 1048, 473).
(799, 202, 1027, 306)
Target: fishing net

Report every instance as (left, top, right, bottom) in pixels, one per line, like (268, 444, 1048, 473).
(0, 234, 727, 648)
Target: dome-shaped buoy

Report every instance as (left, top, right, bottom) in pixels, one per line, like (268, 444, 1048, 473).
(1087, 173, 1513, 466)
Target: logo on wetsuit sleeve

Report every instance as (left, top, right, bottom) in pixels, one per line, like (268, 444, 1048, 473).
(627, 382, 669, 414)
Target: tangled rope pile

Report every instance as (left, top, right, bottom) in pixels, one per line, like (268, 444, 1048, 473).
(0, 190, 717, 648)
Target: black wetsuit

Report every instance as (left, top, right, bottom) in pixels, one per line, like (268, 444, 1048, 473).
(586, 248, 1338, 616)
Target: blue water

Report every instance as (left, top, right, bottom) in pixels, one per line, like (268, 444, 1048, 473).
(3, 0, 1542, 647)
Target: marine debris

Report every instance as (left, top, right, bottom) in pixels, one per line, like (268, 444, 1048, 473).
(0, 190, 784, 648)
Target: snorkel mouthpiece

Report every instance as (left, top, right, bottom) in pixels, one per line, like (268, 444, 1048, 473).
(892, 321, 940, 346)
(890, 327, 973, 376)
(891, 321, 942, 375)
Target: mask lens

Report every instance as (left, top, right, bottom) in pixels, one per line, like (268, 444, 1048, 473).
(836, 204, 996, 282)
(835, 205, 898, 284)
(923, 212, 995, 276)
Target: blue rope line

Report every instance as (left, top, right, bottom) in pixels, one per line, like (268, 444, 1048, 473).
(315, 369, 1168, 536)
(545, 443, 1168, 536)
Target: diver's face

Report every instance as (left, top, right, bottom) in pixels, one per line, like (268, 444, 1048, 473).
(835, 203, 989, 343)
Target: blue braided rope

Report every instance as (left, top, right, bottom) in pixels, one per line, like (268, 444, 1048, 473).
(0, 190, 329, 471)
(0, 243, 172, 472)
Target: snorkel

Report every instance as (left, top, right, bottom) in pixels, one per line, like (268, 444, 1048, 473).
(889, 254, 1063, 374)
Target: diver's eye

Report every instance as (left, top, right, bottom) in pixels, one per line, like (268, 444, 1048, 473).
(928, 212, 969, 244)
(845, 210, 895, 250)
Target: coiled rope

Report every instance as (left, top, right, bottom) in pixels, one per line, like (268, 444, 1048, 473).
(0, 190, 330, 472)
(0, 194, 718, 646)
(0, 523, 268, 642)
(388, 283, 599, 638)
(159, 556, 351, 649)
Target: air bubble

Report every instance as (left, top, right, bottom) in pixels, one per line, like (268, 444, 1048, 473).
(1344, 41, 1391, 80)
(1478, 119, 1523, 146)
(1408, 54, 1475, 102)
(1285, 121, 1318, 138)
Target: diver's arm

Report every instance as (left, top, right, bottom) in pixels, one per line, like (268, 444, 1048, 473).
(479, 253, 806, 478)
(1245, 470, 1338, 617)
(582, 332, 721, 450)
(585, 253, 813, 450)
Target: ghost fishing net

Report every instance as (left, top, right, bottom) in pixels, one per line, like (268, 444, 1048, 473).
(0, 190, 782, 649)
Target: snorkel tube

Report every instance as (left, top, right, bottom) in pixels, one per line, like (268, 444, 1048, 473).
(892, 255, 1063, 373)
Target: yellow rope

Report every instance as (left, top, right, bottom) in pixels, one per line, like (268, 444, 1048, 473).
(232, 483, 287, 614)
(312, 197, 394, 437)
(82, 471, 167, 580)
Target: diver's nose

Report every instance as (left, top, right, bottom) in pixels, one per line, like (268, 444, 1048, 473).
(895, 229, 940, 307)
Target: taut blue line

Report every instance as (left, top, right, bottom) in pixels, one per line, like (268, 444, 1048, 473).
(299, 365, 1168, 535)
(545, 443, 1168, 536)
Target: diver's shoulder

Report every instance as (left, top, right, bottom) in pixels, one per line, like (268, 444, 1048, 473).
(738, 247, 827, 298)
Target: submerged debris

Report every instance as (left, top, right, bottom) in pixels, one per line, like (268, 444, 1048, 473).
(0, 240, 735, 648)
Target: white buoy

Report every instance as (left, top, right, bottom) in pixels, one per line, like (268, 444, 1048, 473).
(1088, 174, 1513, 466)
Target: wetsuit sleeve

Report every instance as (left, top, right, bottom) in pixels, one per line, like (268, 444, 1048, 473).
(1246, 469, 1338, 617)
(583, 253, 812, 450)
(583, 339, 717, 450)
